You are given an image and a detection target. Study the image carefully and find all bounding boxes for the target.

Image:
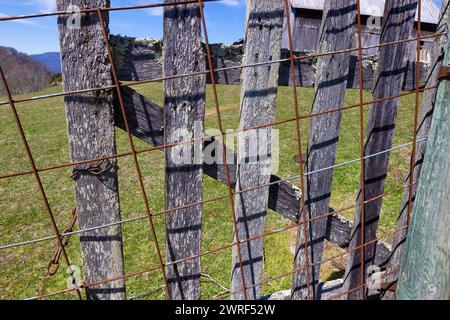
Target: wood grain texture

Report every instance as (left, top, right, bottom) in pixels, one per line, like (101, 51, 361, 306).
(291, 0, 357, 300)
(382, 0, 450, 300)
(230, 0, 285, 300)
(342, 0, 418, 300)
(396, 32, 450, 300)
(114, 87, 392, 265)
(56, 0, 125, 300)
(163, 0, 205, 300)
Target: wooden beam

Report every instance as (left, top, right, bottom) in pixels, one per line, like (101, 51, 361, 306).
(56, 0, 125, 300)
(115, 86, 392, 265)
(267, 279, 344, 300)
(162, 0, 205, 300)
(382, 0, 450, 300)
(291, 0, 357, 300)
(341, 0, 418, 300)
(230, 0, 285, 300)
(396, 32, 450, 300)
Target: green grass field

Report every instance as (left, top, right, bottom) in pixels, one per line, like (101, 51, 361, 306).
(0, 83, 418, 299)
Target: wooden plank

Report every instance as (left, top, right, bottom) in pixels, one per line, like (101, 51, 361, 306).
(291, 0, 357, 300)
(162, 0, 205, 300)
(325, 213, 391, 267)
(341, 0, 418, 300)
(396, 33, 450, 300)
(230, 0, 285, 300)
(115, 87, 392, 264)
(382, 0, 450, 300)
(267, 278, 343, 300)
(115, 86, 164, 147)
(56, 0, 125, 300)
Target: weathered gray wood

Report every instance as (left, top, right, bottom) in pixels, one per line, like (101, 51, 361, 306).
(114, 87, 392, 264)
(325, 210, 391, 268)
(291, 0, 357, 300)
(382, 0, 450, 300)
(396, 32, 450, 300)
(163, 0, 205, 300)
(342, 0, 418, 300)
(56, 0, 125, 300)
(230, 0, 285, 300)
(267, 278, 343, 300)
(115, 86, 164, 147)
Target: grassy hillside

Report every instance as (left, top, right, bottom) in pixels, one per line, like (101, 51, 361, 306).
(0, 47, 53, 95)
(0, 83, 418, 299)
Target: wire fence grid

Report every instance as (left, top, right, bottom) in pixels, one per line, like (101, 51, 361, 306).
(0, 0, 440, 300)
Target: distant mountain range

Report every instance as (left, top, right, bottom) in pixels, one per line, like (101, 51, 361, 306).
(30, 52, 61, 74)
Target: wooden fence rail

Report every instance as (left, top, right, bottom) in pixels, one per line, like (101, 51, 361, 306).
(56, 0, 125, 300)
(163, 0, 205, 300)
(230, 0, 285, 300)
(383, 0, 450, 300)
(114, 85, 392, 268)
(342, 0, 419, 300)
(291, 0, 357, 300)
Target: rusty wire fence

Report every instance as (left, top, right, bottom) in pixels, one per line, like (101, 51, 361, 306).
(0, 0, 443, 300)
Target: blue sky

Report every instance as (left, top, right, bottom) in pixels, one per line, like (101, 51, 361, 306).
(0, 0, 442, 55)
(0, 0, 246, 54)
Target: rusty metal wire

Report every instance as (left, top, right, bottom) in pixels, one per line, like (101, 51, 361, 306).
(24, 182, 411, 301)
(0, 31, 444, 108)
(213, 224, 409, 300)
(0, 83, 438, 183)
(356, 0, 367, 300)
(283, 0, 312, 300)
(45, 209, 77, 277)
(408, 0, 423, 228)
(198, 0, 248, 300)
(0, 64, 83, 300)
(0, 137, 427, 251)
(0, 0, 432, 300)
(97, 7, 171, 299)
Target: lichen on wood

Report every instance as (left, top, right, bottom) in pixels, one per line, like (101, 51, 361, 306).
(163, 0, 205, 300)
(56, 0, 125, 300)
(230, 0, 285, 300)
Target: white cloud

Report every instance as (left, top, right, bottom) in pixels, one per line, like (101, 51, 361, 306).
(143, 0, 244, 16)
(146, 7, 163, 17)
(25, 0, 56, 12)
(137, 1, 164, 17)
(0, 11, 50, 29)
(220, 0, 244, 6)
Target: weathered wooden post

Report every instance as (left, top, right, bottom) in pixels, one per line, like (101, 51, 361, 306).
(396, 31, 450, 299)
(383, 0, 450, 299)
(342, 0, 418, 300)
(290, 0, 357, 300)
(231, 0, 284, 300)
(56, 0, 125, 299)
(163, 0, 205, 300)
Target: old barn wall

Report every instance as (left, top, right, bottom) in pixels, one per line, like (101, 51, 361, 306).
(110, 35, 429, 90)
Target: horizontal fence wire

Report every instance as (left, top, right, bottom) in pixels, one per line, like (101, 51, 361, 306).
(24, 183, 410, 301)
(0, 0, 431, 300)
(0, 136, 428, 250)
(0, 84, 437, 182)
(0, 31, 445, 108)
